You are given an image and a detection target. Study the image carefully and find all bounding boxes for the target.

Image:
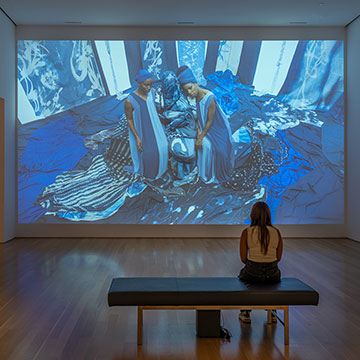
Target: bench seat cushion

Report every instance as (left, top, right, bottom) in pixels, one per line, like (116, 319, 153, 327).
(108, 277, 319, 306)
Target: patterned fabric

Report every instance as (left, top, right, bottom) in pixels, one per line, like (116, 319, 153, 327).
(124, 41, 178, 85)
(177, 41, 207, 86)
(159, 71, 197, 179)
(36, 115, 147, 222)
(17, 40, 105, 122)
(38, 152, 146, 222)
(279, 40, 344, 113)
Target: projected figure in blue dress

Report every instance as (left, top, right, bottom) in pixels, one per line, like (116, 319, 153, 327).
(125, 70, 168, 179)
(178, 67, 235, 183)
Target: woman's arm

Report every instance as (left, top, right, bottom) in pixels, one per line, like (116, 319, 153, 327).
(195, 118, 201, 137)
(196, 98, 215, 149)
(125, 98, 143, 152)
(240, 229, 248, 264)
(276, 228, 283, 261)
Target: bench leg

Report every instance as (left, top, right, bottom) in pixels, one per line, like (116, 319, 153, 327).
(284, 306, 289, 346)
(137, 306, 143, 346)
(267, 309, 272, 324)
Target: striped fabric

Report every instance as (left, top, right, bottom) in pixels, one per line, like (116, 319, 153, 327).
(37, 133, 147, 221)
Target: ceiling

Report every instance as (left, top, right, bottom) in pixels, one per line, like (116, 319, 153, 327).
(0, 0, 359, 27)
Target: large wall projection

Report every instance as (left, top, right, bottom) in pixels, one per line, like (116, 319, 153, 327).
(17, 40, 344, 224)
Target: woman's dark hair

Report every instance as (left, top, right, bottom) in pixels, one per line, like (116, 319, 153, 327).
(176, 65, 189, 77)
(250, 202, 272, 255)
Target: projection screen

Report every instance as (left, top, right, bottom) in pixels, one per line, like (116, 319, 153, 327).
(17, 40, 344, 224)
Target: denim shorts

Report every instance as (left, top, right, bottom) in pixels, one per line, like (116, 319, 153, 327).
(238, 260, 281, 283)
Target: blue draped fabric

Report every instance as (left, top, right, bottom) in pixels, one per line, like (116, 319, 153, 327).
(203, 41, 220, 77)
(17, 40, 106, 121)
(177, 41, 207, 85)
(159, 71, 197, 179)
(278, 40, 344, 114)
(125, 41, 178, 85)
(91, 40, 110, 96)
(124, 41, 143, 87)
(27, 96, 152, 223)
(160, 71, 197, 139)
(237, 41, 261, 86)
(274, 124, 343, 223)
(162, 42, 179, 74)
(277, 41, 307, 95)
(203, 70, 343, 223)
(206, 69, 253, 118)
(140, 41, 167, 81)
(18, 115, 89, 223)
(258, 130, 313, 216)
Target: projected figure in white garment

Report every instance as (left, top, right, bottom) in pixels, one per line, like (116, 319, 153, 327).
(178, 66, 235, 184)
(125, 69, 168, 179)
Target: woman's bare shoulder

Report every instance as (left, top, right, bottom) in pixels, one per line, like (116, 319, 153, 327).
(124, 96, 134, 111)
(272, 226, 282, 237)
(241, 226, 251, 235)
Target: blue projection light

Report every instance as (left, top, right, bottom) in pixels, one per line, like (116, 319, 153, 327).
(17, 40, 344, 224)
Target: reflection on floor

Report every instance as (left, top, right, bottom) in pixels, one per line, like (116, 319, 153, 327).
(0, 236, 359, 359)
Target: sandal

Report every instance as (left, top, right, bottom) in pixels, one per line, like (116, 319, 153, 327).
(239, 310, 251, 323)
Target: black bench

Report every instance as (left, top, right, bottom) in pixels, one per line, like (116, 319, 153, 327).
(108, 277, 319, 345)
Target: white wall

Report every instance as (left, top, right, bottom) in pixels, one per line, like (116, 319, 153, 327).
(347, 18, 360, 242)
(17, 25, 344, 41)
(14, 25, 346, 238)
(0, 11, 16, 242)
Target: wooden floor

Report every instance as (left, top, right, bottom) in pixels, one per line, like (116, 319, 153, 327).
(1, 237, 360, 360)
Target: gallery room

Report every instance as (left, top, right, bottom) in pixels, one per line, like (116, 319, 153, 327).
(1, 0, 360, 359)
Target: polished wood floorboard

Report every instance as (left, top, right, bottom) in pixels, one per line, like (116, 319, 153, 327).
(1, 237, 360, 359)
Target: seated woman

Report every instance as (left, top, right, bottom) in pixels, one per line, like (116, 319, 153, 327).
(177, 66, 234, 184)
(238, 201, 283, 323)
(125, 69, 168, 180)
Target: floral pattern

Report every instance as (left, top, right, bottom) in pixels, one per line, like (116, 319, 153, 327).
(18, 40, 106, 120)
